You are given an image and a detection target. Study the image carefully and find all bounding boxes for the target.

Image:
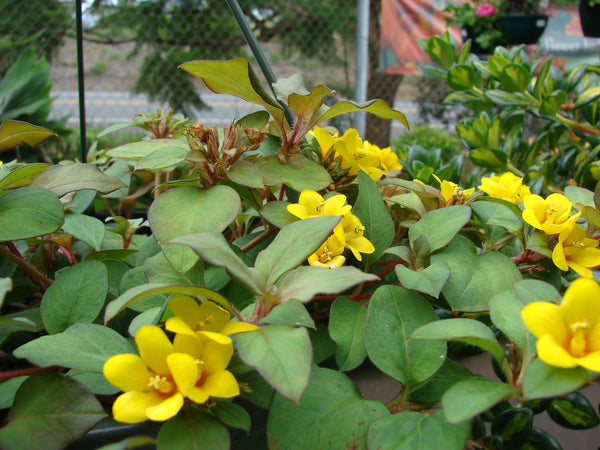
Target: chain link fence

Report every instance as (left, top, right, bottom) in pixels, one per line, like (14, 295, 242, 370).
(0, 0, 381, 139)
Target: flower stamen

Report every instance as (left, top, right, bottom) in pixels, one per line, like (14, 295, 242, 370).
(148, 375, 173, 393)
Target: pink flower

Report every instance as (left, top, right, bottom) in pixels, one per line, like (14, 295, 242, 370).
(475, 3, 497, 17)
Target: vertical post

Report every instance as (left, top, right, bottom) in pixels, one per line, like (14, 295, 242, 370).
(355, 0, 370, 137)
(75, 0, 87, 162)
(224, 0, 294, 127)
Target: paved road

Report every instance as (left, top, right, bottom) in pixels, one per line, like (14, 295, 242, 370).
(49, 91, 424, 138)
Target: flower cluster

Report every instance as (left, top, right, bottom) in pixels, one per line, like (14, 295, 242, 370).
(103, 298, 257, 423)
(287, 189, 375, 268)
(478, 172, 530, 203)
(310, 126, 403, 180)
(433, 174, 474, 206)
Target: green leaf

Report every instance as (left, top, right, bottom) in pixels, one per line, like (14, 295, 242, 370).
(171, 233, 265, 296)
(353, 171, 395, 269)
(426, 36, 455, 70)
(410, 318, 505, 363)
(522, 358, 589, 399)
(255, 155, 332, 192)
(486, 90, 531, 106)
(31, 164, 128, 197)
(471, 198, 523, 233)
(408, 358, 478, 403)
(448, 64, 476, 90)
(62, 214, 106, 251)
(211, 401, 251, 432)
(432, 236, 522, 311)
(0, 373, 105, 450)
(469, 148, 508, 170)
(442, 379, 516, 424)
(514, 279, 560, 305)
(408, 205, 471, 254)
(315, 98, 409, 131)
(157, 408, 229, 450)
(235, 325, 312, 402)
(491, 408, 533, 449)
(41, 261, 108, 334)
(489, 288, 535, 359)
(574, 85, 600, 109)
(259, 201, 297, 228)
(367, 411, 470, 450)
(105, 283, 232, 324)
(179, 58, 285, 124)
(364, 285, 445, 386)
(329, 297, 368, 372)
(277, 266, 378, 304)
(267, 366, 389, 449)
(395, 262, 451, 298)
(539, 91, 568, 116)
(0, 163, 49, 190)
(0, 120, 56, 153)
(500, 64, 531, 92)
(0, 187, 64, 241)
(0, 377, 27, 409)
(67, 370, 119, 395)
(226, 160, 264, 188)
(255, 215, 340, 285)
(14, 323, 135, 372)
(547, 392, 600, 430)
(134, 147, 188, 171)
(107, 138, 188, 160)
(260, 300, 315, 328)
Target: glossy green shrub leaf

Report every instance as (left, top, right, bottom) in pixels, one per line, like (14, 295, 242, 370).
(395, 261, 450, 298)
(442, 379, 516, 424)
(0, 373, 105, 450)
(255, 215, 340, 285)
(432, 236, 522, 311)
(329, 297, 368, 371)
(14, 323, 134, 372)
(448, 64, 476, 90)
(522, 358, 589, 399)
(255, 155, 332, 192)
(62, 214, 105, 251)
(533, 59, 553, 99)
(491, 408, 533, 449)
(574, 85, 600, 109)
(106, 138, 188, 160)
(485, 90, 531, 106)
(539, 91, 568, 116)
(470, 148, 508, 170)
(31, 163, 128, 197)
(235, 325, 311, 402)
(157, 408, 229, 450)
(0, 120, 56, 152)
(367, 410, 469, 450)
(411, 317, 505, 363)
(354, 171, 395, 269)
(267, 366, 388, 450)
(364, 285, 445, 386)
(0, 163, 48, 190)
(41, 261, 108, 334)
(426, 36, 455, 69)
(500, 64, 531, 92)
(547, 392, 600, 430)
(408, 205, 471, 255)
(522, 427, 563, 450)
(0, 187, 64, 241)
(277, 265, 378, 304)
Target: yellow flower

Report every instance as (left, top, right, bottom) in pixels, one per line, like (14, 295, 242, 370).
(286, 189, 351, 220)
(552, 223, 600, 278)
(433, 174, 474, 205)
(522, 193, 581, 235)
(336, 213, 375, 261)
(522, 277, 600, 372)
(165, 295, 258, 344)
(308, 235, 346, 268)
(334, 128, 384, 181)
(478, 172, 531, 203)
(103, 325, 239, 423)
(309, 126, 339, 162)
(365, 142, 403, 172)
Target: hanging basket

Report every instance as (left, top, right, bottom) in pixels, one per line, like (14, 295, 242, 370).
(500, 13, 549, 45)
(580, 1, 600, 38)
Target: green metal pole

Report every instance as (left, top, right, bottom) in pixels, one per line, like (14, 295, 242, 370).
(75, 0, 87, 162)
(224, 0, 294, 127)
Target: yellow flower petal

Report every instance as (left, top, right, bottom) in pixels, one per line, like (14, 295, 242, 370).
(173, 333, 204, 360)
(298, 190, 326, 216)
(168, 295, 201, 325)
(220, 320, 259, 336)
(573, 351, 600, 372)
(112, 390, 165, 424)
(522, 301, 567, 344)
(103, 353, 152, 392)
(202, 370, 240, 398)
(552, 240, 569, 271)
(560, 277, 600, 328)
(286, 203, 309, 219)
(145, 392, 184, 422)
(536, 333, 578, 368)
(197, 301, 231, 332)
(135, 325, 173, 376)
(164, 316, 196, 336)
(202, 340, 234, 373)
(198, 330, 232, 345)
(167, 352, 198, 396)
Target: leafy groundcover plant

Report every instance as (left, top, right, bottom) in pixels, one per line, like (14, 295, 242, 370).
(0, 48, 600, 449)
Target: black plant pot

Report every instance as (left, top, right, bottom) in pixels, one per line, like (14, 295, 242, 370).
(580, 1, 600, 38)
(500, 13, 549, 45)
(462, 26, 491, 55)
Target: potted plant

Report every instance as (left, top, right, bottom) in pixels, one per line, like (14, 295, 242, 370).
(580, 0, 600, 37)
(444, 1, 507, 54)
(499, 0, 550, 44)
